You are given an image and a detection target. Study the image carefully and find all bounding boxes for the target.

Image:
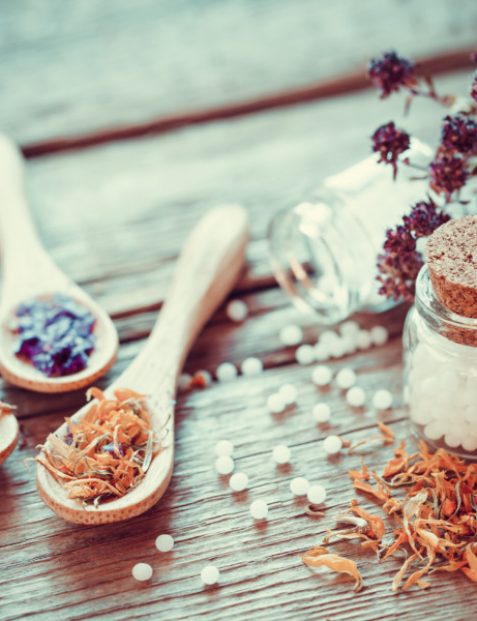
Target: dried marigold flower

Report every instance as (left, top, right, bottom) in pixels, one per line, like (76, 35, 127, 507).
(429, 154, 468, 199)
(368, 51, 416, 98)
(441, 114, 477, 155)
(371, 121, 411, 178)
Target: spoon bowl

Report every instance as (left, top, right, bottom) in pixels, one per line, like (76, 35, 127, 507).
(0, 136, 118, 393)
(0, 412, 19, 465)
(37, 204, 249, 524)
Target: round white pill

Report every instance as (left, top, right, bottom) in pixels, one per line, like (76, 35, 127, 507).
(155, 534, 174, 553)
(250, 499, 269, 520)
(307, 484, 327, 505)
(290, 477, 309, 496)
(215, 439, 234, 457)
(229, 472, 249, 492)
(240, 357, 263, 376)
(444, 433, 461, 449)
(312, 365, 333, 387)
(323, 435, 342, 455)
(462, 436, 477, 453)
(279, 324, 303, 346)
(178, 373, 192, 393)
(215, 455, 234, 475)
(313, 403, 331, 423)
(201, 565, 220, 586)
(295, 344, 315, 365)
(356, 330, 372, 350)
(328, 338, 346, 359)
(372, 389, 393, 410)
(339, 321, 360, 337)
(335, 368, 356, 390)
(216, 362, 237, 382)
(267, 393, 285, 414)
(423, 421, 445, 441)
(279, 384, 298, 406)
(132, 562, 153, 582)
(226, 299, 248, 322)
(320, 330, 338, 345)
(313, 342, 330, 362)
(346, 386, 366, 407)
(370, 325, 389, 346)
(272, 444, 291, 465)
(193, 370, 212, 388)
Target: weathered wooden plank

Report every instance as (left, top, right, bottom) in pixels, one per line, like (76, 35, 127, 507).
(21, 47, 475, 159)
(1, 345, 476, 621)
(21, 72, 470, 318)
(2, 0, 476, 144)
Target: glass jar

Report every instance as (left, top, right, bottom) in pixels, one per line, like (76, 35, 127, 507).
(268, 139, 432, 324)
(403, 265, 477, 458)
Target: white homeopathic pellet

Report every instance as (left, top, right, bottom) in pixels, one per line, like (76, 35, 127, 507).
(307, 484, 327, 505)
(295, 344, 315, 365)
(346, 386, 366, 407)
(312, 365, 333, 387)
(323, 434, 343, 455)
(313, 403, 331, 423)
(372, 389, 393, 410)
(240, 357, 263, 376)
(279, 383, 298, 406)
(215, 455, 235, 475)
(339, 320, 360, 338)
(356, 330, 372, 350)
(328, 337, 346, 359)
(313, 342, 330, 362)
(370, 325, 389, 346)
(229, 472, 249, 492)
(290, 476, 309, 496)
(226, 299, 248, 322)
(215, 439, 234, 457)
(201, 565, 220, 586)
(272, 444, 291, 465)
(335, 368, 356, 390)
(178, 373, 192, 393)
(267, 393, 286, 414)
(279, 324, 303, 346)
(250, 499, 269, 520)
(193, 369, 212, 388)
(155, 534, 174, 553)
(132, 562, 153, 582)
(216, 362, 238, 382)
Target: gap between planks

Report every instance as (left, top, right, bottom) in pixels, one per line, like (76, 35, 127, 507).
(20, 47, 475, 159)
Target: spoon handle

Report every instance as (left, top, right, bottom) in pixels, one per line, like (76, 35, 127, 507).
(124, 205, 249, 391)
(0, 136, 43, 258)
(0, 136, 69, 303)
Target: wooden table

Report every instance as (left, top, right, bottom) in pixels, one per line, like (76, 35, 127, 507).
(1, 2, 477, 619)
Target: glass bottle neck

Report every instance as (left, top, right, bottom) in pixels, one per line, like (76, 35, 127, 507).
(268, 194, 375, 323)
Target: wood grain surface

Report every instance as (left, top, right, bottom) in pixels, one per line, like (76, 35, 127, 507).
(1, 2, 477, 620)
(2, 0, 477, 144)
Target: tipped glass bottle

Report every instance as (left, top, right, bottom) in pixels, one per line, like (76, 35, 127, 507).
(268, 139, 431, 324)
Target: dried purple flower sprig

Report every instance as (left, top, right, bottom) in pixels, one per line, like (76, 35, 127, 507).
(368, 51, 477, 301)
(377, 200, 450, 301)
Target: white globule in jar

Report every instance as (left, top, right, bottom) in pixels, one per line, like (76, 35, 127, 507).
(404, 267, 477, 458)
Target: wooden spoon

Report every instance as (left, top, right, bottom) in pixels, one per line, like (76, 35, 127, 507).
(0, 135, 119, 393)
(37, 204, 249, 524)
(0, 411, 19, 465)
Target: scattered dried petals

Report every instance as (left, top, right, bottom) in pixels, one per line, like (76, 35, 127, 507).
(302, 546, 364, 592)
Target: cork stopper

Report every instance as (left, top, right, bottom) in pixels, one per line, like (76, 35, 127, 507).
(426, 215, 477, 319)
